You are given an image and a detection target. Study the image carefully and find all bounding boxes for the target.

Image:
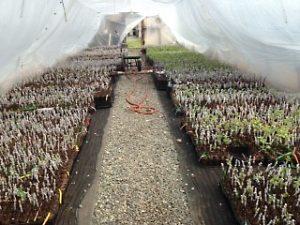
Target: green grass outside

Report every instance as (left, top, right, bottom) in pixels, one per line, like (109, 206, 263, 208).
(126, 37, 142, 49)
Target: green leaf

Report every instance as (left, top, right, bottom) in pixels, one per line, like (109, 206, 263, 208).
(199, 152, 208, 160)
(22, 104, 37, 112)
(16, 188, 27, 201)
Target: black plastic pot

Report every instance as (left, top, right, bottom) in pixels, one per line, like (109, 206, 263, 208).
(153, 71, 168, 91)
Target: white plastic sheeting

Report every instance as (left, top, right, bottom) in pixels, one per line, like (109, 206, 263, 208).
(144, 17, 177, 46)
(159, 0, 300, 91)
(89, 13, 144, 47)
(0, 0, 101, 92)
(1, 0, 300, 92)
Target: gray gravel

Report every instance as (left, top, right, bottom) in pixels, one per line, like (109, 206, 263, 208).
(91, 74, 193, 225)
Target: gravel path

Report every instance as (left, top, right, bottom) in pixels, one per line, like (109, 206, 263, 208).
(89, 74, 193, 225)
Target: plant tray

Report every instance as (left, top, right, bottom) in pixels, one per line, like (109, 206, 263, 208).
(152, 72, 168, 91)
(170, 91, 185, 117)
(109, 72, 120, 84)
(179, 118, 280, 166)
(94, 86, 113, 109)
(220, 182, 249, 225)
(166, 83, 173, 99)
(0, 129, 88, 225)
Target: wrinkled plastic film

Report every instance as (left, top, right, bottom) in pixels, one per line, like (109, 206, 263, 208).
(1, 0, 300, 92)
(158, 0, 300, 91)
(0, 0, 101, 92)
(89, 13, 144, 47)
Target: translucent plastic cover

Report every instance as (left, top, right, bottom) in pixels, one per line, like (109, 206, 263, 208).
(1, 0, 300, 92)
(0, 0, 101, 92)
(144, 17, 177, 46)
(89, 13, 144, 47)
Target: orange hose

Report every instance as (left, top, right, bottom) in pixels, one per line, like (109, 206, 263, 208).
(125, 72, 157, 115)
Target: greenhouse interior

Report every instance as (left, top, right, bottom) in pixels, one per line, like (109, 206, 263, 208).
(1, 0, 300, 225)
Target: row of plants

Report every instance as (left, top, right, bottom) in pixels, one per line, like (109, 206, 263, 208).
(149, 46, 300, 164)
(0, 46, 121, 224)
(148, 46, 230, 71)
(19, 66, 113, 88)
(169, 69, 265, 90)
(69, 48, 122, 67)
(149, 45, 300, 225)
(222, 158, 300, 225)
(0, 108, 87, 219)
(72, 45, 121, 58)
(0, 52, 118, 111)
(174, 74, 300, 163)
